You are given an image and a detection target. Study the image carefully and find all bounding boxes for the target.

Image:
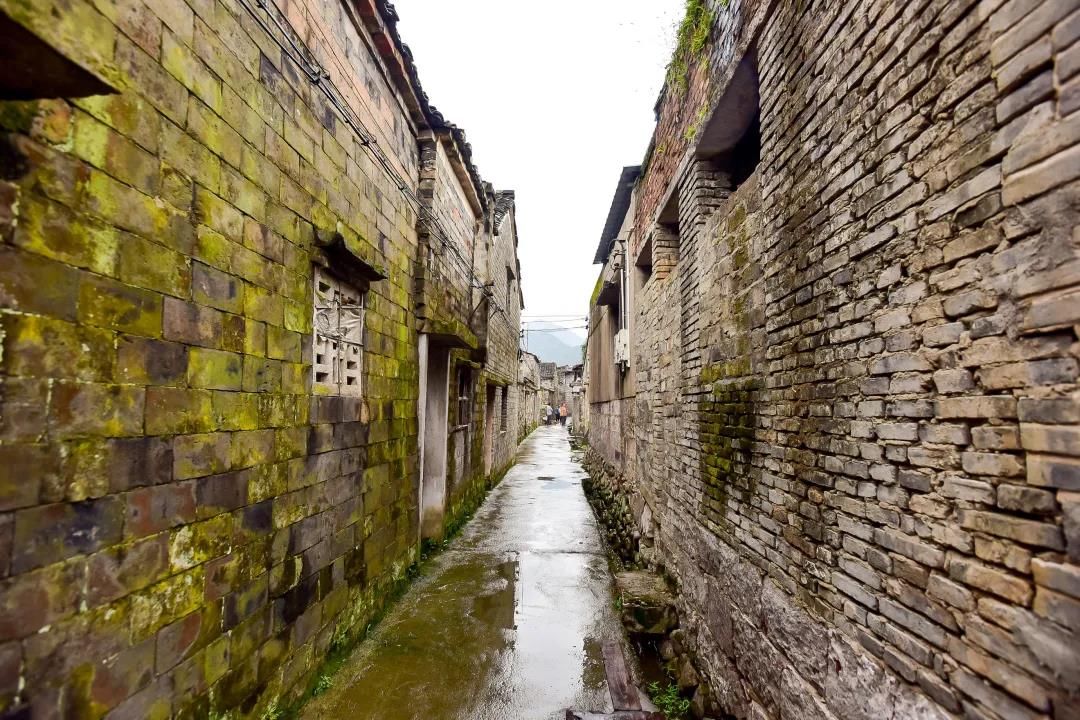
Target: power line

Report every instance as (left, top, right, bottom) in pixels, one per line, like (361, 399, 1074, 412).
(239, 0, 517, 335)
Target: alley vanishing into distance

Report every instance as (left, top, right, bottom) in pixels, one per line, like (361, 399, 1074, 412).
(2, 0, 1079, 717)
(303, 425, 623, 720)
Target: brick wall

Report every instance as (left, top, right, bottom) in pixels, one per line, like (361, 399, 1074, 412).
(0, 0, 522, 716)
(589, 0, 1080, 718)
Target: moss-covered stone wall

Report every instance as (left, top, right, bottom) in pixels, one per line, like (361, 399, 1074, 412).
(0, 0, 521, 716)
(590, 0, 1080, 718)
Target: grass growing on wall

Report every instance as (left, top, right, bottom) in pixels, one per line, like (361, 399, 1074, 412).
(666, 0, 719, 92)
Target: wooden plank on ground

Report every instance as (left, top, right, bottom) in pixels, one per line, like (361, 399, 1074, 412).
(602, 640, 641, 711)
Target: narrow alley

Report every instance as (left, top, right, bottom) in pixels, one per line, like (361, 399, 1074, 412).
(2, 0, 1079, 718)
(303, 425, 623, 720)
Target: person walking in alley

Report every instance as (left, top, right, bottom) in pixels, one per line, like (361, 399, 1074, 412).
(543, 403, 553, 425)
(559, 402, 568, 426)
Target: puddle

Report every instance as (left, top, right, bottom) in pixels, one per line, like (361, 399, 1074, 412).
(303, 426, 623, 720)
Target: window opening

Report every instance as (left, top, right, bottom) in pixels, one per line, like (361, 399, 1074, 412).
(457, 366, 472, 426)
(500, 388, 509, 431)
(313, 267, 365, 396)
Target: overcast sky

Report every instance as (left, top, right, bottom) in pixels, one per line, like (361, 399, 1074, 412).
(393, 0, 682, 335)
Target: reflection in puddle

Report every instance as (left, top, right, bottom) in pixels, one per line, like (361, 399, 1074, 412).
(304, 426, 620, 720)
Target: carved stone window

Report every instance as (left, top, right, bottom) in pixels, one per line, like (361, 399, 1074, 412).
(313, 267, 365, 396)
(457, 366, 472, 426)
(500, 387, 509, 431)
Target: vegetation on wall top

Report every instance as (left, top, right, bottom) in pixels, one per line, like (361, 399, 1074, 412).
(666, 0, 721, 93)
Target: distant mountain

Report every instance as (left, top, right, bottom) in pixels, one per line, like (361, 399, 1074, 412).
(523, 322, 584, 365)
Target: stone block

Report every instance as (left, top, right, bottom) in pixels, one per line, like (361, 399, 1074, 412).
(760, 579, 829, 687)
(192, 262, 244, 314)
(936, 396, 1017, 419)
(86, 533, 169, 607)
(125, 482, 196, 539)
(163, 297, 224, 349)
(949, 557, 1032, 605)
(614, 571, 677, 634)
(168, 514, 233, 571)
(961, 451, 1025, 477)
(997, 484, 1056, 514)
(130, 566, 205, 642)
(13, 497, 123, 573)
(959, 509, 1064, 550)
(0, 444, 49, 511)
(78, 274, 162, 336)
(49, 381, 145, 438)
(145, 387, 215, 435)
(0, 246, 81, 320)
(874, 528, 945, 568)
(1, 313, 115, 382)
(187, 348, 243, 390)
(116, 336, 188, 385)
(196, 471, 249, 518)
(173, 432, 232, 480)
(824, 633, 897, 720)
(0, 558, 85, 641)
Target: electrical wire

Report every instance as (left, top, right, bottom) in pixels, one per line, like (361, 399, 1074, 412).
(240, 0, 517, 334)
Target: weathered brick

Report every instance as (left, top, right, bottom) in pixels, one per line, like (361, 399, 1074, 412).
(997, 484, 1056, 514)
(13, 498, 124, 572)
(2, 313, 115, 382)
(86, 534, 170, 607)
(1033, 587, 1080, 632)
(0, 558, 85, 640)
(936, 396, 1017, 419)
(971, 425, 1021, 450)
(950, 557, 1032, 605)
(942, 476, 996, 504)
(1031, 558, 1080, 599)
(187, 348, 243, 390)
(163, 297, 225, 349)
(116, 335, 188, 386)
(1021, 423, 1080, 456)
(1018, 396, 1080, 424)
(173, 432, 232, 480)
(874, 528, 945, 568)
(78, 274, 163, 337)
(49, 381, 145, 437)
(961, 451, 1025, 477)
(145, 387, 215, 435)
(125, 482, 196, 539)
(0, 444, 49, 511)
(959, 509, 1064, 550)
(1026, 453, 1080, 489)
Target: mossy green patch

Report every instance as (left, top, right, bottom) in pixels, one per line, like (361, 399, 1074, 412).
(666, 0, 720, 93)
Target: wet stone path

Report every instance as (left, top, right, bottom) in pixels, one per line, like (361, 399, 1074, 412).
(303, 425, 624, 719)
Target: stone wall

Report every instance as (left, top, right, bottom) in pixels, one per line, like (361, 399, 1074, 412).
(487, 196, 524, 471)
(0, 0, 522, 716)
(589, 0, 1080, 718)
(518, 351, 541, 439)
